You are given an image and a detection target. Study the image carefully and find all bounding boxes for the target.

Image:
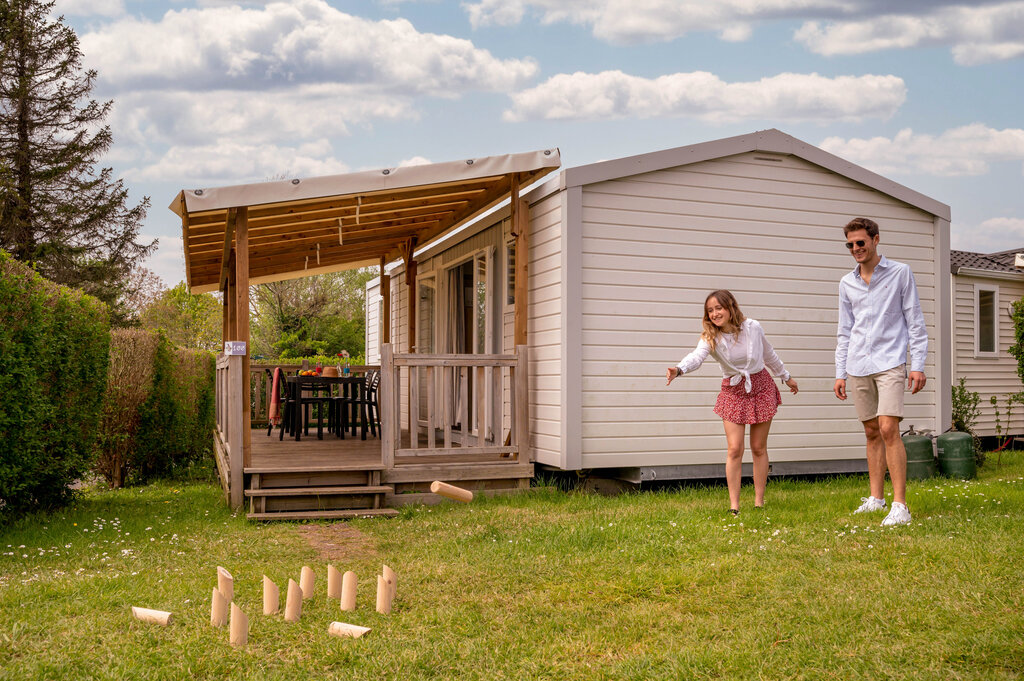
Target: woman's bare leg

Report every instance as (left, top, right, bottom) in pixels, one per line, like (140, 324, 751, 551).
(723, 420, 746, 511)
(749, 419, 773, 507)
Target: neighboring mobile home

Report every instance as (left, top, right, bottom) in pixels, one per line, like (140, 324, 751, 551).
(951, 249, 1024, 437)
(371, 129, 953, 482)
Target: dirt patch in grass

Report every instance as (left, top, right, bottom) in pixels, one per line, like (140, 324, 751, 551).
(298, 523, 378, 562)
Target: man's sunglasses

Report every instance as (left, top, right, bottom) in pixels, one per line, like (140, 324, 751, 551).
(845, 240, 868, 249)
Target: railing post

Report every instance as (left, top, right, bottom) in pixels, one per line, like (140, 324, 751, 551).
(227, 354, 245, 509)
(514, 345, 530, 463)
(380, 343, 395, 469)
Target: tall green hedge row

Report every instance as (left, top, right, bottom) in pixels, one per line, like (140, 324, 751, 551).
(96, 329, 215, 488)
(0, 252, 110, 518)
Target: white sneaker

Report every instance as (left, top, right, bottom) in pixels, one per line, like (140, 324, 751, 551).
(881, 502, 912, 526)
(853, 496, 887, 514)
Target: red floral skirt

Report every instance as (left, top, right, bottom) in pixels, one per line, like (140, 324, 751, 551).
(713, 368, 782, 425)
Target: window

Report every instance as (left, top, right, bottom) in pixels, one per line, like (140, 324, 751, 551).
(975, 284, 998, 356)
(505, 240, 515, 306)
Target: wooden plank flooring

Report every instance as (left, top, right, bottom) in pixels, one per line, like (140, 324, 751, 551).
(249, 429, 382, 472)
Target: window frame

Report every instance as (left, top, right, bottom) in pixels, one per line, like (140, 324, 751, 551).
(974, 283, 999, 358)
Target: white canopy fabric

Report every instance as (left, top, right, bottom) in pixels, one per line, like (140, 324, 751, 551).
(170, 149, 560, 293)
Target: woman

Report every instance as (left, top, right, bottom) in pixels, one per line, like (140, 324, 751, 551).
(666, 290, 798, 515)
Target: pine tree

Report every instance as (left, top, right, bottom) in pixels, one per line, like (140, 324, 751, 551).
(0, 0, 153, 317)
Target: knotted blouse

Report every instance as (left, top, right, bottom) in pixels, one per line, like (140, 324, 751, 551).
(675, 318, 791, 392)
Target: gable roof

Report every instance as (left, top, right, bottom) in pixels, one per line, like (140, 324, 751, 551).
(556, 128, 950, 221)
(951, 248, 1024, 276)
(170, 149, 560, 293)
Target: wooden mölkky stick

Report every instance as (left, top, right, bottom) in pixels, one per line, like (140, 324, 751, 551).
(217, 566, 234, 603)
(210, 587, 228, 627)
(229, 603, 248, 648)
(327, 564, 342, 600)
(382, 563, 396, 602)
(300, 565, 315, 600)
(132, 606, 172, 626)
(375, 574, 391, 614)
(430, 480, 473, 503)
(340, 571, 357, 612)
(263, 575, 279, 615)
(284, 578, 303, 622)
(328, 621, 371, 639)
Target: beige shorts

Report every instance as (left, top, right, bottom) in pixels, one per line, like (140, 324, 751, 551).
(848, 365, 906, 422)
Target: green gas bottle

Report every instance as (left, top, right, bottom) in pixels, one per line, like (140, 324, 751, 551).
(936, 430, 976, 479)
(902, 426, 936, 481)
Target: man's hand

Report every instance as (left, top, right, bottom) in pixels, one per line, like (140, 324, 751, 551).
(834, 378, 847, 400)
(908, 371, 926, 394)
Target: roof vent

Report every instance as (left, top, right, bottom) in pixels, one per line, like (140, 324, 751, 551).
(1015, 253, 1024, 269)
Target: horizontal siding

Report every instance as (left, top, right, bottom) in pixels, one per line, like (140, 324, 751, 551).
(952, 274, 1024, 436)
(578, 151, 940, 469)
(365, 279, 380, 364)
(527, 192, 564, 467)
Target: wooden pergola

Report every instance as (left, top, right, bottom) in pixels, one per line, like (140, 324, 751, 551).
(170, 149, 561, 508)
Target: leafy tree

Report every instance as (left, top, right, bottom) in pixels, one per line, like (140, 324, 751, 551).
(1010, 297, 1024, 387)
(141, 281, 221, 351)
(0, 0, 153, 320)
(251, 268, 376, 359)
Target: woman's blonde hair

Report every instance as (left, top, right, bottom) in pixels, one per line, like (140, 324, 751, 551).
(701, 289, 745, 353)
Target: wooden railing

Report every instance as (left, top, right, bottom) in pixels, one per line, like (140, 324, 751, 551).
(215, 353, 245, 509)
(379, 343, 529, 468)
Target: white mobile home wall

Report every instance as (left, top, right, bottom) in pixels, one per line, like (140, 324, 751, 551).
(952, 272, 1024, 437)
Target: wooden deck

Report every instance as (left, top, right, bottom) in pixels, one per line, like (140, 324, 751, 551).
(240, 428, 533, 519)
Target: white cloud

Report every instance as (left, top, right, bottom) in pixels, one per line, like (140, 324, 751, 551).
(53, 0, 124, 17)
(130, 139, 349, 185)
(795, 3, 1024, 65)
(819, 125, 1024, 177)
(461, 0, 1024, 63)
(951, 217, 1024, 253)
(139, 234, 188, 288)
(464, 0, 525, 28)
(396, 156, 433, 167)
(504, 70, 906, 123)
(80, 0, 537, 95)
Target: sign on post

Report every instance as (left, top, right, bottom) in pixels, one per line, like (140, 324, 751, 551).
(224, 341, 247, 356)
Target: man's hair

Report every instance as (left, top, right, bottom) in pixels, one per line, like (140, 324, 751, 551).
(843, 217, 879, 238)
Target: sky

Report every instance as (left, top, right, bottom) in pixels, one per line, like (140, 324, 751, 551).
(54, 0, 1024, 287)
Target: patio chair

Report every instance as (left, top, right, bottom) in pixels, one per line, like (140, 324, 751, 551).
(345, 369, 380, 440)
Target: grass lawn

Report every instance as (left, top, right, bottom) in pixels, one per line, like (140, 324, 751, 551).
(2, 454, 1023, 680)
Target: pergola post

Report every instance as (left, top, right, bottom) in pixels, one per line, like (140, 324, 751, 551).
(236, 207, 251, 470)
(511, 176, 528, 347)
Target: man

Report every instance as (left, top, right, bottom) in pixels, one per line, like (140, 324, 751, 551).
(833, 217, 928, 526)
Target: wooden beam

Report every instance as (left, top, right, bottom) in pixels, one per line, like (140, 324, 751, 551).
(235, 207, 251, 469)
(179, 193, 194, 291)
(219, 208, 237, 292)
(226, 253, 237, 342)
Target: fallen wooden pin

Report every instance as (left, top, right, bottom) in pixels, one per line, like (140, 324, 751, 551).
(263, 575, 279, 615)
(430, 480, 474, 503)
(210, 587, 228, 627)
(375, 575, 392, 614)
(217, 566, 234, 603)
(327, 564, 342, 600)
(328, 621, 371, 639)
(300, 565, 316, 600)
(132, 606, 172, 626)
(340, 571, 357, 612)
(284, 578, 303, 622)
(230, 603, 248, 648)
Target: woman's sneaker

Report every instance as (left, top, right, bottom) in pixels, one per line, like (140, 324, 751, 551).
(881, 502, 912, 526)
(853, 496, 887, 513)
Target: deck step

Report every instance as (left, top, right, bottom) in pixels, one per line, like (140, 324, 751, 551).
(244, 463, 385, 474)
(247, 508, 399, 521)
(245, 485, 392, 497)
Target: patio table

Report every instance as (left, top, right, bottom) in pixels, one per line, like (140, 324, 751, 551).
(284, 375, 365, 441)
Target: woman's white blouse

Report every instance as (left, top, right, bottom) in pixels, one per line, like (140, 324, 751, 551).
(676, 318, 791, 392)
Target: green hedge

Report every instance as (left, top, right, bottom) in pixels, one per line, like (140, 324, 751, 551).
(0, 251, 110, 519)
(96, 329, 215, 487)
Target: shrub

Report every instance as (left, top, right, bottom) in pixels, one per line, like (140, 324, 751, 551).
(0, 251, 110, 521)
(95, 328, 215, 487)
